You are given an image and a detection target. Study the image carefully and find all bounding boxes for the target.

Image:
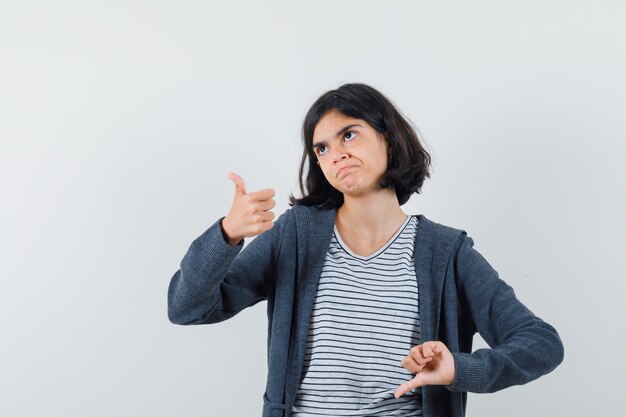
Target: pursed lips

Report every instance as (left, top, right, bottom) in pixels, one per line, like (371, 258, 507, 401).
(336, 165, 355, 178)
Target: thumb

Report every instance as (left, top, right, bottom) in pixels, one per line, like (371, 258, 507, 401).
(394, 374, 426, 399)
(228, 172, 247, 196)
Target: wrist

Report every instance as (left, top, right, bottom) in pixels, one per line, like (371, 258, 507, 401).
(220, 217, 242, 246)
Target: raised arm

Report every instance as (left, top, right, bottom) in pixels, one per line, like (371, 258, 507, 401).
(167, 172, 287, 325)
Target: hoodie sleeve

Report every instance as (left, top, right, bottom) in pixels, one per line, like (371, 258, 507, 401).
(167, 208, 291, 325)
(447, 233, 564, 393)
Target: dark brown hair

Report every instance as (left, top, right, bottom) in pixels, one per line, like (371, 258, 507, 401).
(289, 83, 431, 209)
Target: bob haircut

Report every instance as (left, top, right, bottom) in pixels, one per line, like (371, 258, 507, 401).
(289, 83, 431, 209)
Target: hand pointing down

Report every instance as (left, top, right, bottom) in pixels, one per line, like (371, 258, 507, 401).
(395, 341, 456, 398)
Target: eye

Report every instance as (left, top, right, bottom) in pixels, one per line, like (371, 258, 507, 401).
(318, 145, 328, 155)
(344, 131, 357, 141)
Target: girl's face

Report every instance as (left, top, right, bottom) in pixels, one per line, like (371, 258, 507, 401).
(312, 109, 390, 198)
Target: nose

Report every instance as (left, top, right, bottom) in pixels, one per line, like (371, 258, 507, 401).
(331, 143, 349, 165)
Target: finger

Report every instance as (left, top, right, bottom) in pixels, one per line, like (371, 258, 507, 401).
(422, 342, 437, 358)
(254, 198, 276, 212)
(394, 375, 425, 399)
(400, 355, 424, 374)
(253, 211, 275, 223)
(228, 172, 247, 196)
(257, 210, 275, 222)
(400, 356, 420, 374)
(247, 188, 276, 201)
(430, 342, 442, 355)
(409, 345, 431, 365)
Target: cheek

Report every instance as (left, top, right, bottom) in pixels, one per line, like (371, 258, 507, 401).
(319, 166, 333, 183)
(373, 152, 388, 169)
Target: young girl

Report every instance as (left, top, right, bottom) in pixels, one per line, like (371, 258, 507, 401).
(168, 83, 564, 417)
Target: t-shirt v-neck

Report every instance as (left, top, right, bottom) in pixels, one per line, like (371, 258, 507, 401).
(333, 214, 411, 261)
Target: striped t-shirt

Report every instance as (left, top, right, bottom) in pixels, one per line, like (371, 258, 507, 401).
(291, 215, 422, 417)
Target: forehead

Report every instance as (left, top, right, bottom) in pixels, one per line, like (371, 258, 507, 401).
(312, 110, 366, 141)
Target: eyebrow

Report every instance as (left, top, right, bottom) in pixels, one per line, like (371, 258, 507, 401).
(312, 124, 362, 150)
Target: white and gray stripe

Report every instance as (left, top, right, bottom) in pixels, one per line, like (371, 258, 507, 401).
(292, 215, 422, 417)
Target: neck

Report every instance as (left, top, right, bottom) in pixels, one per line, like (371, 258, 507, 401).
(336, 188, 407, 239)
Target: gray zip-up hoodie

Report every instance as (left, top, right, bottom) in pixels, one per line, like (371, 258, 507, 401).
(168, 204, 564, 417)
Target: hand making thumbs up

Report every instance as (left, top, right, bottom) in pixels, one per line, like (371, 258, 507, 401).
(220, 172, 276, 245)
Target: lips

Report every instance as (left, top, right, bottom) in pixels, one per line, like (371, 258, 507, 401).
(337, 165, 355, 178)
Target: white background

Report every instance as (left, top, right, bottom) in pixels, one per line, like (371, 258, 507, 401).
(1, 1, 625, 416)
